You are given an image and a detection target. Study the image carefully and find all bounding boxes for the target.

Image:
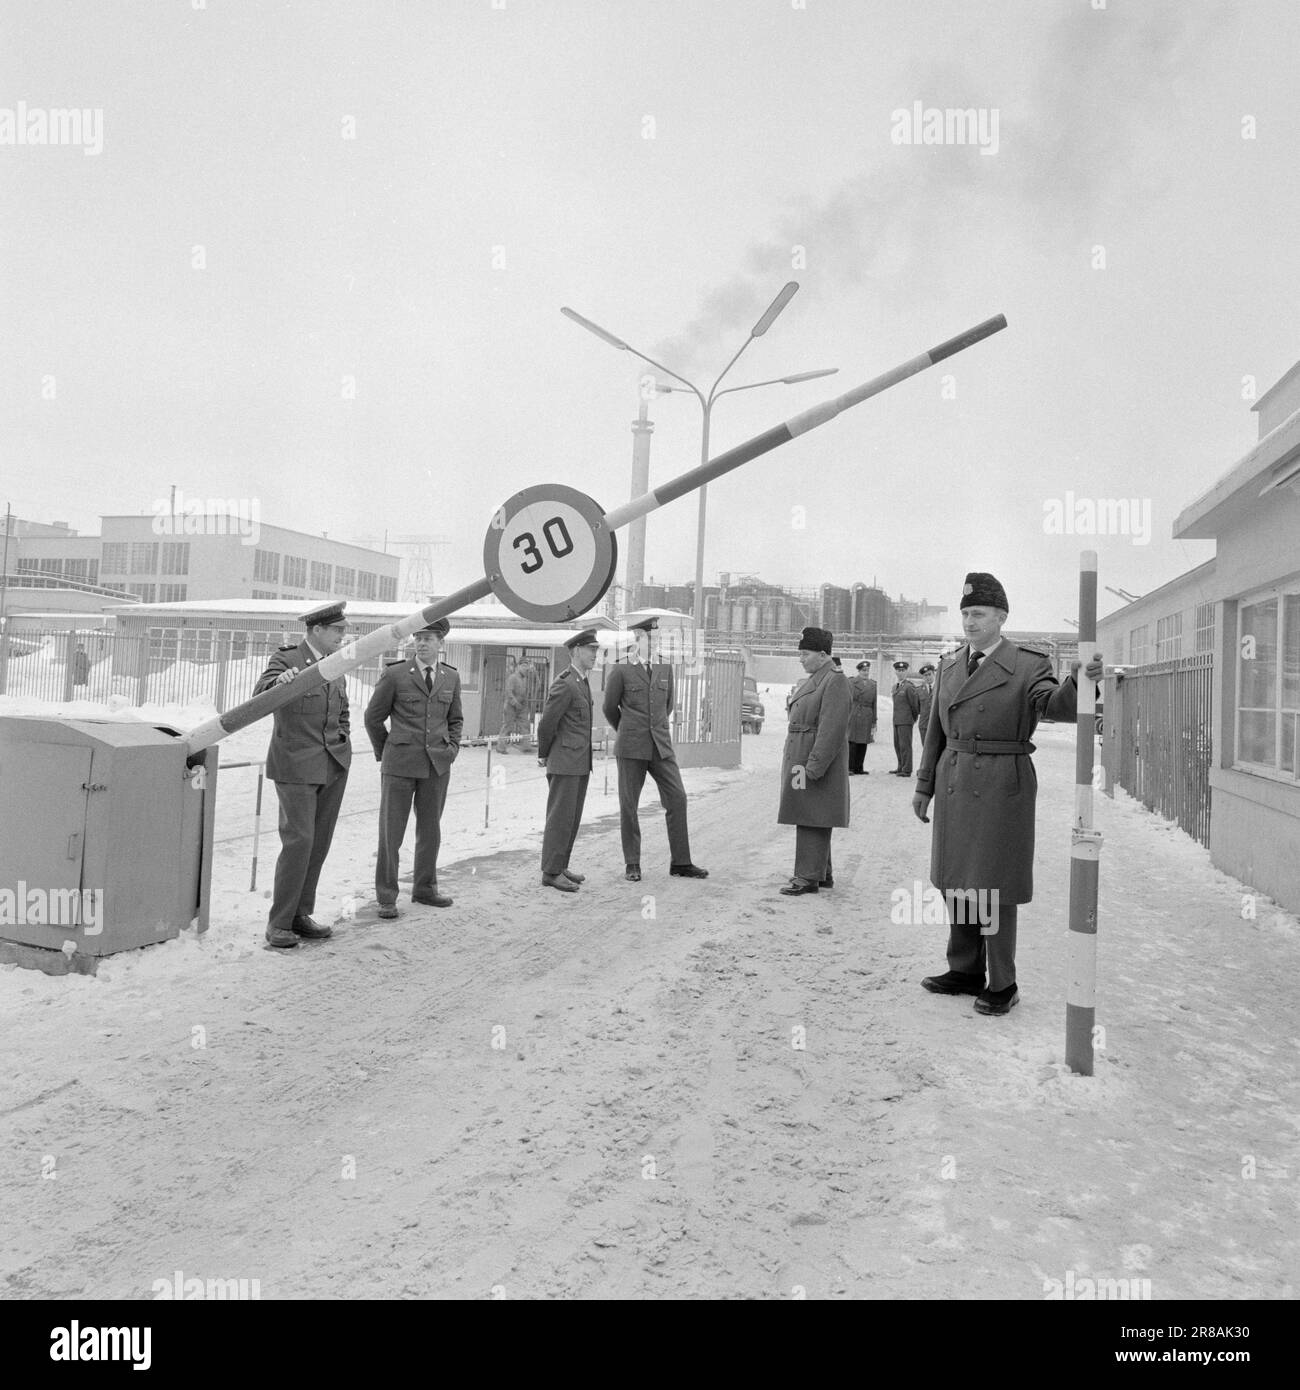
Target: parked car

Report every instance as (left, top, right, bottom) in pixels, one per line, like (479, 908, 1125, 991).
(741, 676, 764, 735)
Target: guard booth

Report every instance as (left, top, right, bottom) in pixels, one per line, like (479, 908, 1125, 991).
(0, 715, 218, 975)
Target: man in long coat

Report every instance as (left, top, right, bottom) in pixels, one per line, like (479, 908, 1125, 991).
(536, 628, 598, 891)
(364, 617, 462, 917)
(778, 627, 850, 896)
(912, 572, 1104, 1014)
(916, 663, 936, 740)
(602, 616, 707, 883)
(890, 660, 921, 775)
(847, 659, 877, 775)
(254, 601, 353, 949)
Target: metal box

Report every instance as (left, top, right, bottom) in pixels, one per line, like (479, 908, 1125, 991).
(0, 715, 217, 966)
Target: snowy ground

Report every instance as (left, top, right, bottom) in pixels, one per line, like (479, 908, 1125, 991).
(1, 685, 1296, 1299)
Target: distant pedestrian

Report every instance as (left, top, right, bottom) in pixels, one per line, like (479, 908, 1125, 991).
(72, 644, 89, 687)
(890, 660, 920, 775)
(917, 663, 936, 740)
(847, 659, 877, 775)
(497, 655, 534, 752)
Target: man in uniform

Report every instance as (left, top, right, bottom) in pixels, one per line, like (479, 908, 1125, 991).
(847, 659, 877, 775)
(777, 627, 850, 895)
(912, 572, 1104, 1015)
(916, 663, 936, 741)
(602, 616, 708, 884)
(496, 655, 534, 753)
(537, 628, 599, 892)
(254, 601, 353, 948)
(890, 659, 921, 775)
(364, 618, 462, 918)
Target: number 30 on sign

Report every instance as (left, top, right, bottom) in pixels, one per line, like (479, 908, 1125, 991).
(483, 483, 618, 622)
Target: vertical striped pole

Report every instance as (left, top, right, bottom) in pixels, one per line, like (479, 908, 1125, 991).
(485, 743, 493, 830)
(1066, 550, 1103, 1075)
(250, 766, 264, 892)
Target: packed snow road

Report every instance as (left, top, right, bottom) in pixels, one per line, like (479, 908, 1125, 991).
(1, 693, 1295, 1299)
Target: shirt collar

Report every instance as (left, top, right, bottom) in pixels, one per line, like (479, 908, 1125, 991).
(304, 639, 325, 662)
(968, 636, 1003, 660)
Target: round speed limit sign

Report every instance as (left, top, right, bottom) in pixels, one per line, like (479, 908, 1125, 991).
(483, 483, 618, 622)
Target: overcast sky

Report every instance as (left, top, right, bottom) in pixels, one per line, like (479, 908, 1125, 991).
(3, 0, 1297, 630)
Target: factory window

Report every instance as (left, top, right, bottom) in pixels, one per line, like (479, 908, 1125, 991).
(161, 542, 190, 575)
(251, 589, 277, 600)
(335, 566, 356, 596)
(310, 560, 332, 591)
(1128, 624, 1149, 667)
(130, 542, 159, 575)
(378, 574, 396, 602)
(283, 555, 307, 589)
(181, 630, 215, 663)
(158, 584, 188, 603)
(213, 630, 249, 662)
(102, 542, 128, 573)
(441, 642, 481, 691)
(358, 570, 377, 601)
(16, 557, 38, 572)
(1195, 602, 1216, 654)
(64, 559, 88, 581)
(253, 549, 280, 582)
(1155, 612, 1182, 662)
(37, 557, 62, 574)
(1236, 590, 1300, 778)
(128, 583, 156, 603)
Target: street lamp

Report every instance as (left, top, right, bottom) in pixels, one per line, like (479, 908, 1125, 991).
(561, 284, 837, 624)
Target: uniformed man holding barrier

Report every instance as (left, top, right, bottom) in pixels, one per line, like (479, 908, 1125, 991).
(253, 601, 353, 949)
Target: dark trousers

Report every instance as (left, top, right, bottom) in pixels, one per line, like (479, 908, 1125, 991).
(793, 825, 832, 885)
(376, 770, 449, 905)
(542, 773, 589, 875)
(893, 724, 914, 774)
(848, 741, 868, 773)
(945, 899, 1019, 992)
(617, 750, 690, 866)
(268, 762, 349, 934)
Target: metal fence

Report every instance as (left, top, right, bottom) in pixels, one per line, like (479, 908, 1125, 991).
(0, 628, 385, 712)
(1102, 651, 1213, 847)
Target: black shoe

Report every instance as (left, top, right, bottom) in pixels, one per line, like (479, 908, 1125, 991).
(625, 864, 641, 882)
(921, 970, 985, 996)
(561, 869, 585, 884)
(265, 927, 300, 949)
(779, 880, 819, 896)
(376, 904, 399, 920)
(542, 873, 578, 893)
(975, 984, 1020, 1015)
(819, 876, 834, 889)
(670, 863, 708, 879)
(292, 916, 333, 939)
(411, 891, 453, 908)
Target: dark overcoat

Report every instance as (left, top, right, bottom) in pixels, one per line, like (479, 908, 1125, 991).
(537, 665, 593, 775)
(602, 661, 675, 760)
(778, 660, 851, 828)
(364, 658, 463, 777)
(254, 641, 352, 784)
(847, 675, 877, 744)
(915, 640, 1078, 904)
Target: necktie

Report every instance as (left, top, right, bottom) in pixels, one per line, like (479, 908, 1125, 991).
(424, 666, 433, 693)
(967, 650, 985, 679)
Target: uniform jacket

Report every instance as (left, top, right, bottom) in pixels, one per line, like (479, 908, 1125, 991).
(778, 660, 851, 828)
(254, 641, 352, 785)
(364, 658, 463, 778)
(603, 660, 676, 761)
(847, 675, 878, 743)
(917, 682, 934, 739)
(537, 665, 593, 775)
(916, 640, 1078, 903)
(891, 678, 921, 726)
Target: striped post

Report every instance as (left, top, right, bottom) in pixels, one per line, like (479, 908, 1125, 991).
(183, 315, 1007, 757)
(250, 766, 264, 892)
(1066, 550, 1103, 1075)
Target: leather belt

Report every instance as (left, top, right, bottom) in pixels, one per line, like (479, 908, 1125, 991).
(946, 738, 1034, 755)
